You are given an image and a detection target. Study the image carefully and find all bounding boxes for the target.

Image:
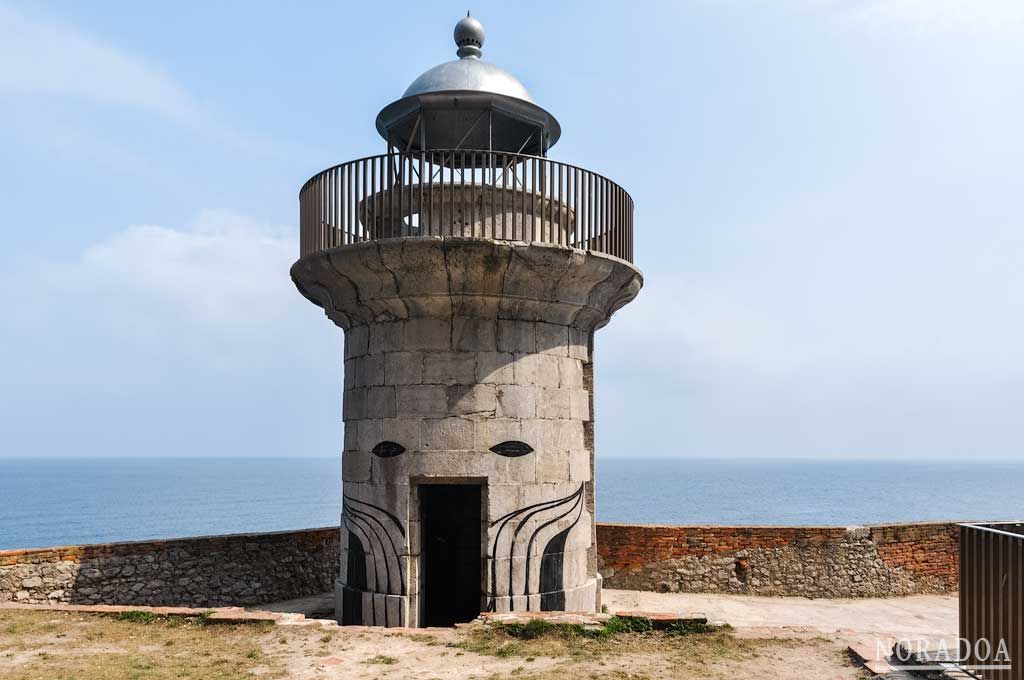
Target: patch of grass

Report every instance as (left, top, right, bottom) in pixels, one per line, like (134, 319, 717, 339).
(504, 618, 554, 639)
(364, 654, 399, 665)
(0, 610, 281, 680)
(115, 610, 157, 624)
(665, 620, 720, 636)
(604, 615, 654, 635)
(459, 616, 739, 661)
(407, 632, 442, 645)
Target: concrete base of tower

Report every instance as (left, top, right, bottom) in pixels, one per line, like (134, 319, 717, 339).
(335, 581, 408, 627)
(489, 577, 599, 614)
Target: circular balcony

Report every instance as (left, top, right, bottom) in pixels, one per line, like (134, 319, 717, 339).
(299, 150, 633, 263)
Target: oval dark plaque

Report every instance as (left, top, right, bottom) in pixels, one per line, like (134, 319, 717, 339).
(371, 441, 406, 458)
(489, 440, 534, 457)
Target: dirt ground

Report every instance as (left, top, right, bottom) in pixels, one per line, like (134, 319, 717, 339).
(603, 589, 959, 638)
(0, 609, 871, 680)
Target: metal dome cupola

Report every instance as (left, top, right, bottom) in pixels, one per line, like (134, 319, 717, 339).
(375, 13, 561, 156)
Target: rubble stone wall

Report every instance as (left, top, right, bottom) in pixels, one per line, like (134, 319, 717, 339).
(0, 528, 339, 606)
(1, 522, 961, 606)
(596, 522, 960, 598)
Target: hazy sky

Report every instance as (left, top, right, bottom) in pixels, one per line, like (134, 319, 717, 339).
(1, 1, 1022, 460)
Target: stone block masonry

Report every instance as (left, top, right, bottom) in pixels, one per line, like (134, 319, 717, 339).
(0, 528, 338, 606)
(597, 522, 960, 598)
(292, 238, 644, 625)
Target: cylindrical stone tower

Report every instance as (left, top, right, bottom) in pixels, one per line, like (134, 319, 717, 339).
(291, 15, 642, 627)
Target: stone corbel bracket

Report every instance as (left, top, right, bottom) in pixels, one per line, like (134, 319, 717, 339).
(290, 237, 643, 334)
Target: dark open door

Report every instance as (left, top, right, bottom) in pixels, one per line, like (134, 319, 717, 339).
(420, 484, 482, 626)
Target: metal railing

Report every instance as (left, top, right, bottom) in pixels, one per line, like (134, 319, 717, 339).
(298, 150, 633, 262)
(960, 522, 1023, 679)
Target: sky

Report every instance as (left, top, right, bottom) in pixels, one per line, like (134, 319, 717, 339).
(1, 1, 1022, 461)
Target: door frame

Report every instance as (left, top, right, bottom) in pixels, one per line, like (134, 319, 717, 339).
(410, 477, 488, 628)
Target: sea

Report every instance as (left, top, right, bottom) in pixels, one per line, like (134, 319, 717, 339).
(1, 457, 1022, 551)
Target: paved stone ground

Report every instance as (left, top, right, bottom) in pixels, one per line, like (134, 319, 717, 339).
(7, 592, 962, 677)
(604, 589, 960, 677)
(258, 589, 958, 638)
(603, 589, 958, 637)
(257, 592, 336, 618)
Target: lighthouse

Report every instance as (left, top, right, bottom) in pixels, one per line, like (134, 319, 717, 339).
(291, 15, 642, 627)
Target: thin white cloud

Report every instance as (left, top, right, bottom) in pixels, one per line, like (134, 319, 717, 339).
(38, 210, 302, 335)
(809, 0, 1024, 37)
(6, 111, 149, 171)
(0, 3, 266, 152)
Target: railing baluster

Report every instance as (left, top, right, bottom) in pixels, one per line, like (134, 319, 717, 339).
(335, 167, 341, 247)
(295, 151, 634, 263)
(555, 162, 562, 245)
(532, 157, 538, 243)
(573, 167, 580, 249)
(318, 173, 324, 252)
(418, 151, 424, 237)
(500, 154, 507, 240)
(469, 150, 476, 237)
(427, 152, 434, 236)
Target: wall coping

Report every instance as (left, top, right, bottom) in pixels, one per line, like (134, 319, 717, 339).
(0, 526, 339, 562)
(596, 520, 972, 531)
(0, 521, 974, 561)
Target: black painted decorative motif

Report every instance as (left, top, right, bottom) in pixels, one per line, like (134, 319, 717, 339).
(371, 441, 406, 458)
(341, 533, 366, 625)
(539, 500, 584, 611)
(341, 495, 407, 626)
(489, 440, 534, 457)
(486, 482, 585, 613)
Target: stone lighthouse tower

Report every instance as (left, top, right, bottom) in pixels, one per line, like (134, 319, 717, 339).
(291, 15, 641, 627)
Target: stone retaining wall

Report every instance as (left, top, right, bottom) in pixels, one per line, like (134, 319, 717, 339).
(0, 528, 339, 606)
(0, 522, 960, 606)
(597, 522, 959, 598)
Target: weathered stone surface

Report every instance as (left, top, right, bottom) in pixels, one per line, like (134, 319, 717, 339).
(384, 352, 423, 386)
(289, 237, 644, 626)
(403, 318, 450, 351)
(366, 386, 396, 418)
(395, 385, 447, 416)
(537, 388, 572, 419)
(419, 417, 476, 451)
(291, 239, 643, 331)
(495, 385, 536, 419)
(535, 322, 569, 356)
(447, 384, 497, 416)
(597, 522, 960, 598)
(0, 522, 960, 609)
(422, 352, 477, 385)
(497, 320, 535, 353)
(513, 353, 561, 387)
(452, 318, 497, 352)
(0, 529, 339, 607)
(475, 352, 515, 384)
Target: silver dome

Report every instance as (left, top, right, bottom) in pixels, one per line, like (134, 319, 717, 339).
(403, 58, 534, 103)
(376, 14, 559, 155)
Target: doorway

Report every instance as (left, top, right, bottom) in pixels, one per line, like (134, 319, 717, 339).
(419, 484, 482, 627)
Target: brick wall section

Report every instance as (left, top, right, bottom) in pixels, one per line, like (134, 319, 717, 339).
(870, 523, 959, 590)
(596, 522, 960, 598)
(0, 528, 339, 606)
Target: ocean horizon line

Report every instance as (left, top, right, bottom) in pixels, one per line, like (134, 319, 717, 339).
(2, 455, 1022, 464)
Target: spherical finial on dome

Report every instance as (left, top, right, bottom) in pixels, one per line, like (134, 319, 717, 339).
(454, 12, 485, 59)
